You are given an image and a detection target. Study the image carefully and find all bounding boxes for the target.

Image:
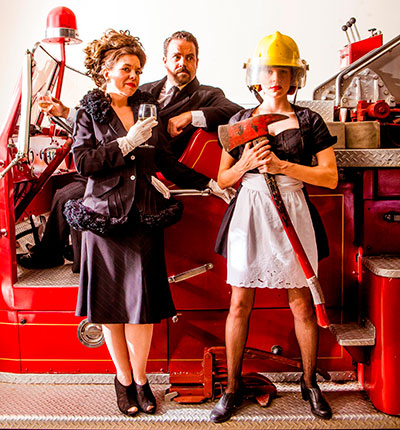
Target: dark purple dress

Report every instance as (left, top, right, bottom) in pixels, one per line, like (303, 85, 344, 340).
(73, 89, 176, 324)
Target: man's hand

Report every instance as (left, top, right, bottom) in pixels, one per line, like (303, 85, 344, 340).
(167, 112, 192, 137)
(207, 179, 236, 204)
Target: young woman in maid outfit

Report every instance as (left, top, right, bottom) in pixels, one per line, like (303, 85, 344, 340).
(70, 29, 177, 417)
(211, 32, 338, 423)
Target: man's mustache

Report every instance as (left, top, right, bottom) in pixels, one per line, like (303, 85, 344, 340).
(176, 67, 190, 74)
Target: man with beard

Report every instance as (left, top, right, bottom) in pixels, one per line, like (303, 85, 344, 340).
(141, 30, 242, 194)
(18, 31, 241, 270)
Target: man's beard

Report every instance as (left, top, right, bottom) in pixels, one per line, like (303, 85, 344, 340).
(171, 67, 192, 85)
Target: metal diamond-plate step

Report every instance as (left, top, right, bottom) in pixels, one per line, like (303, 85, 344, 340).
(362, 255, 400, 278)
(0, 380, 399, 429)
(329, 319, 376, 346)
(334, 148, 400, 167)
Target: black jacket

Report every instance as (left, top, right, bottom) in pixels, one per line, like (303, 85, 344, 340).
(72, 89, 158, 220)
(140, 77, 242, 189)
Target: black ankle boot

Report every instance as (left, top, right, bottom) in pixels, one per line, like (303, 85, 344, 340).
(300, 375, 332, 420)
(210, 390, 243, 423)
(114, 376, 138, 417)
(135, 380, 156, 414)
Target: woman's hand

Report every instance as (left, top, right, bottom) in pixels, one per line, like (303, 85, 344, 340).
(217, 138, 271, 189)
(258, 149, 283, 174)
(118, 117, 158, 156)
(236, 139, 271, 173)
(42, 97, 70, 118)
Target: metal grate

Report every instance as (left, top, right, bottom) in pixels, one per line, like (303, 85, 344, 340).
(335, 148, 400, 167)
(0, 379, 399, 429)
(329, 319, 376, 346)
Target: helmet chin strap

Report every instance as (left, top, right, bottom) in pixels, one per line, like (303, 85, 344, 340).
(292, 87, 299, 104)
(248, 85, 264, 103)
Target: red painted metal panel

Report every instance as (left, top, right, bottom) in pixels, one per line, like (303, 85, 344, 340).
(363, 270, 400, 415)
(0, 310, 20, 372)
(12, 285, 79, 311)
(363, 200, 400, 255)
(178, 129, 221, 181)
(17, 311, 168, 373)
(376, 170, 400, 198)
(165, 195, 231, 310)
(339, 34, 383, 68)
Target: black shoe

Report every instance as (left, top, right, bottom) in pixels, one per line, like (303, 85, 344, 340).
(210, 391, 243, 423)
(114, 376, 138, 417)
(135, 380, 156, 414)
(63, 245, 74, 262)
(300, 375, 332, 420)
(17, 251, 64, 269)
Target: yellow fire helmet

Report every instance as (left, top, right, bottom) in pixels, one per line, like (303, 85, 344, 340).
(245, 31, 308, 95)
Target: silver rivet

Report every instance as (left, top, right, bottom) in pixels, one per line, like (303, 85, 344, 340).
(130, 175, 135, 181)
(130, 155, 135, 161)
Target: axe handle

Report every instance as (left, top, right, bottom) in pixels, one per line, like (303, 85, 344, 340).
(263, 173, 330, 328)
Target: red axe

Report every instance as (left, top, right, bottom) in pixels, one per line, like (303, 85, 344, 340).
(218, 114, 330, 328)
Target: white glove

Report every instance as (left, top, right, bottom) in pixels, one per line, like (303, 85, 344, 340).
(151, 176, 171, 199)
(118, 117, 158, 156)
(207, 179, 236, 204)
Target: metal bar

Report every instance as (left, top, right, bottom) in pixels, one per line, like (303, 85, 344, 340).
(50, 116, 73, 135)
(168, 263, 213, 283)
(169, 188, 211, 197)
(17, 50, 32, 155)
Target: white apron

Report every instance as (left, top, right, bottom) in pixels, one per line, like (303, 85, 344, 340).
(227, 173, 318, 289)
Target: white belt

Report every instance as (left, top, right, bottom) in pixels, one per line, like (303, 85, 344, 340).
(241, 173, 304, 193)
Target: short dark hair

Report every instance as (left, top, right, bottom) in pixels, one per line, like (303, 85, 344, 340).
(163, 31, 199, 57)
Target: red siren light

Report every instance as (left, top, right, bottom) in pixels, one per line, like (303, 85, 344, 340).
(42, 6, 82, 44)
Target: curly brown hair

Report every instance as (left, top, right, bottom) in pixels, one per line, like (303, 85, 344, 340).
(84, 29, 146, 88)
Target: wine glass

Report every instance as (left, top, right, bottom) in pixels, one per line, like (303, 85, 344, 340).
(138, 103, 157, 147)
(37, 90, 53, 114)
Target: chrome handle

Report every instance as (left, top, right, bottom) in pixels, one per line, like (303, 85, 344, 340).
(168, 263, 214, 283)
(169, 188, 211, 197)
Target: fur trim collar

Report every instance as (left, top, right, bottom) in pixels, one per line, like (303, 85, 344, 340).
(80, 88, 158, 124)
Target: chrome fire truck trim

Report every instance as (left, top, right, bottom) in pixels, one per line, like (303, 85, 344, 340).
(0, 51, 32, 180)
(169, 188, 211, 197)
(335, 148, 400, 167)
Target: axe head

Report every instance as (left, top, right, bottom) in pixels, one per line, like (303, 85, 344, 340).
(218, 113, 288, 152)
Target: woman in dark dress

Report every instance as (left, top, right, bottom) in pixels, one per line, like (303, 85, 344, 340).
(210, 32, 338, 423)
(71, 29, 176, 416)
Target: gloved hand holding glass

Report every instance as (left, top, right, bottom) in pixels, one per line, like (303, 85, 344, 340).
(117, 107, 158, 156)
(138, 104, 157, 148)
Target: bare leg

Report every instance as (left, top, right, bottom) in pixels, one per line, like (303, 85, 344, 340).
(225, 286, 256, 393)
(287, 287, 318, 387)
(103, 323, 137, 414)
(103, 324, 132, 385)
(124, 323, 154, 385)
(125, 323, 154, 412)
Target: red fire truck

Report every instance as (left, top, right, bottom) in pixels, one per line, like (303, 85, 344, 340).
(0, 7, 399, 429)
